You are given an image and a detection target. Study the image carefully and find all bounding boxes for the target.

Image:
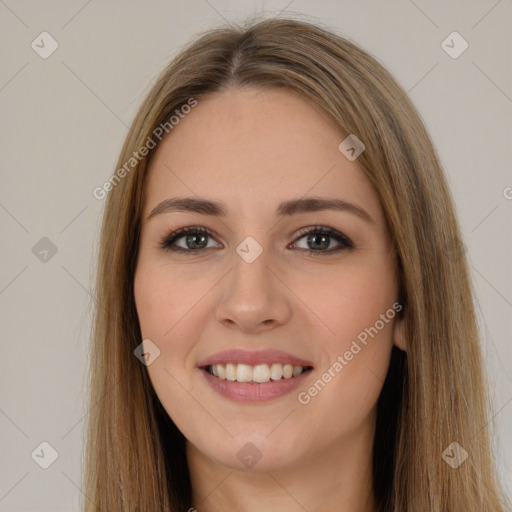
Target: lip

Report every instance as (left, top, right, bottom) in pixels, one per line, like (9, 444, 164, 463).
(197, 349, 314, 368)
(200, 367, 313, 403)
(197, 349, 314, 404)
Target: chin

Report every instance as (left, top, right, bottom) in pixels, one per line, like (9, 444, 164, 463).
(191, 431, 308, 473)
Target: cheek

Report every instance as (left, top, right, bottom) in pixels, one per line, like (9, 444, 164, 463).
(293, 261, 397, 415)
(134, 265, 201, 423)
(134, 261, 217, 386)
(134, 262, 203, 341)
(291, 257, 397, 347)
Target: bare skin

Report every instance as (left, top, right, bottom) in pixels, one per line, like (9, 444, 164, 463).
(134, 87, 406, 512)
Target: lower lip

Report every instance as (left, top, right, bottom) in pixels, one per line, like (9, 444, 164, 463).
(200, 368, 312, 403)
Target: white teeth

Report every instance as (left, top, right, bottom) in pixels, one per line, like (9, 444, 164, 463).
(208, 363, 307, 382)
(236, 363, 253, 382)
(270, 363, 283, 380)
(225, 363, 237, 381)
(253, 364, 271, 383)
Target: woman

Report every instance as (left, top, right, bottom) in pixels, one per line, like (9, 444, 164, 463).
(84, 16, 510, 512)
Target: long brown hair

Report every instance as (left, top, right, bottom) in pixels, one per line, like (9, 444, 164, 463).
(83, 15, 510, 511)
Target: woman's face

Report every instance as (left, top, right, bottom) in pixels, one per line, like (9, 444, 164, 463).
(134, 87, 404, 472)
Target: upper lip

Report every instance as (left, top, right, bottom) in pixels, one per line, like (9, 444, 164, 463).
(197, 349, 314, 368)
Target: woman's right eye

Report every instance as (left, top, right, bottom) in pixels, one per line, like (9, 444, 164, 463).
(158, 226, 221, 254)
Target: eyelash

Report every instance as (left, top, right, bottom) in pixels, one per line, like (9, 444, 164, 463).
(157, 225, 354, 257)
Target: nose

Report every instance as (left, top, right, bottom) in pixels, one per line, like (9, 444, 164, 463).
(214, 246, 292, 334)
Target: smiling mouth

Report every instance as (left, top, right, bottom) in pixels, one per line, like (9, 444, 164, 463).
(203, 363, 314, 384)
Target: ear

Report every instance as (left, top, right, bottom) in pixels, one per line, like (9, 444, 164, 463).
(392, 314, 407, 352)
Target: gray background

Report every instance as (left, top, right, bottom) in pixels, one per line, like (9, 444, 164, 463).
(0, 1, 510, 510)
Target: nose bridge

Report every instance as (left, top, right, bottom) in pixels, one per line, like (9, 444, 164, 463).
(228, 238, 274, 302)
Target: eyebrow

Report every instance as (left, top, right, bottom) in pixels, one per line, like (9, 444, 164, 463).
(147, 196, 375, 224)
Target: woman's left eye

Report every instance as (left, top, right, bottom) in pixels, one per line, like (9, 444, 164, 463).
(158, 225, 354, 256)
(291, 226, 354, 255)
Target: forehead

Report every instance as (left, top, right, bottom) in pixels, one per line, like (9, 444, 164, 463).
(142, 87, 383, 224)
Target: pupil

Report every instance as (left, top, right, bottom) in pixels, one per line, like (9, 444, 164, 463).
(309, 233, 329, 250)
(187, 234, 207, 249)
